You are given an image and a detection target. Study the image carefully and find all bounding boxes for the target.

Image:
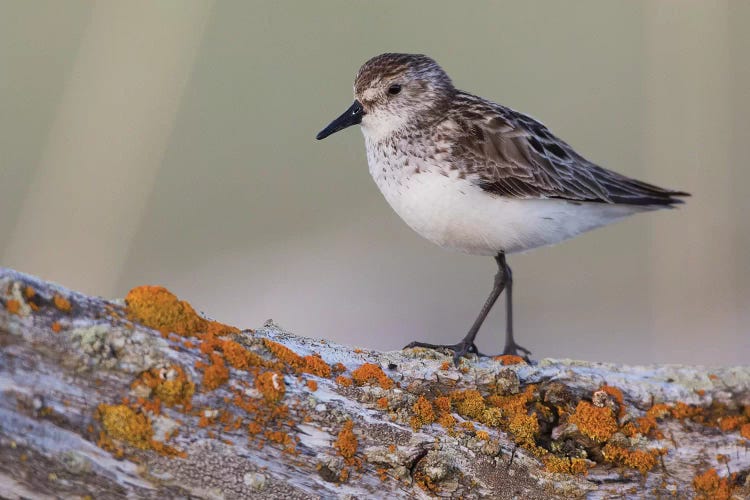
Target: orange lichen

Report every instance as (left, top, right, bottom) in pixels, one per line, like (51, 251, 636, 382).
(670, 402, 702, 420)
(256, 371, 285, 403)
(626, 402, 669, 438)
(438, 412, 456, 431)
(125, 285, 238, 337)
(451, 390, 485, 419)
(351, 363, 394, 390)
(334, 420, 358, 461)
(200, 353, 229, 391)
(220, 339, 254, 370)
(544, 456, 590, 475)
(439, 360, 451, 371)
(507, 408, 539, 447)
(336, 375, 352, 387)
(460, 421, 476, 432)
(262, 339, 305, 368)
(132, 365, 195, 409)
(602, 444, 664, 474)
(265, 429, 294, 451)
(476, 430, 490, 440)
(97, 404, 153, 449)
(53, 294, 72, 312)
(494, 354, 526, 366)
(410, 396, 436, 431)
(569, 401, 618, 443)
(6, 299, 20, 315)
(598, 385, 626, 419)
(376, 397, 388, 409)
(306, 379, 318, 392)
(693, 468, 734, 500)
(302, 354, 332, 378)
(740, 423, 750, 439)
(414, 470, 439, 493)
(261, 339, 332, 378)
(376, 467, 389, 482)
(717, 415, 744, 432)
(23, 286, 35, 299)
(433, 396, 451, 413)
(51, 321, 62, 333)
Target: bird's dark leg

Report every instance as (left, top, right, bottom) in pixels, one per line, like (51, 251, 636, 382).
(500, 260, 531, 358)
(405, 252, 518, 364)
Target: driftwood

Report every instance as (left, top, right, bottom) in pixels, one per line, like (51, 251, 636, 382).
(1, 267, 749, 499)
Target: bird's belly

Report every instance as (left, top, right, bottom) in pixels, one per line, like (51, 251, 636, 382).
(372, 171, 639, 255)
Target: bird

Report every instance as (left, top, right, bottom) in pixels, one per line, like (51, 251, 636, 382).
(316, 53, 688, 363)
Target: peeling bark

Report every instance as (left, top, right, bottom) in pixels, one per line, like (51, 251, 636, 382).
(1, 267, 749, 499)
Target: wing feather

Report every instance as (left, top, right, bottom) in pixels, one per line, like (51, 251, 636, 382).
(443, 92, 689, 206)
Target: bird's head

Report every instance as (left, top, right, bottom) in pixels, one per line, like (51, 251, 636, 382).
(317, 53, 454, 141)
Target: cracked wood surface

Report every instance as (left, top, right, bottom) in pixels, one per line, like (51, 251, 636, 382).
(1, 267, 749, 499)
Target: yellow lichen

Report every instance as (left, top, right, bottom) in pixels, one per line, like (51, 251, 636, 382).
(544, 455, 590, 475)
(507, 409, 539, 447)
(569, 401, 618, 443)
(602, 444, 665, 474)
(351, 363, 394, 390)
(451, 390, 485, 419)
(97, 404, 153, 449)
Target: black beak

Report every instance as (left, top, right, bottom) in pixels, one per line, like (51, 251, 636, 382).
(316, 100, 364, 140)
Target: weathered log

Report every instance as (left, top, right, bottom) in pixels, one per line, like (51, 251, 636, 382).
(1, 267, 749, 499)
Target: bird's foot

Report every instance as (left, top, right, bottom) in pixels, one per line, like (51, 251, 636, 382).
(502, 342, 532, 362)
(404, 340, 486, 366)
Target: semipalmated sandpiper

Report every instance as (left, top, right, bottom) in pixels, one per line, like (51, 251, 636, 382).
(317, 53, 688, 363)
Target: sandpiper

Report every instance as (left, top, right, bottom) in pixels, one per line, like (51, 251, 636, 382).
(316, 53, 688, 363)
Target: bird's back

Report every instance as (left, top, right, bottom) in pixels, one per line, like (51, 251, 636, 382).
(438, 91, 689, 207)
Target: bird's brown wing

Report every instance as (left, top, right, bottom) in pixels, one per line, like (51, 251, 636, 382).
(444, 92, 689, 206)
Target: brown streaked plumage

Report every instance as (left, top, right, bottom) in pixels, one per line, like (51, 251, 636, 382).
(443, 91, 688, 205)
(317, 53, 689, 363)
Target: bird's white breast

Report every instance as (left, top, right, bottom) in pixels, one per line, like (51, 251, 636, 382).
(365, 136, 644, 256)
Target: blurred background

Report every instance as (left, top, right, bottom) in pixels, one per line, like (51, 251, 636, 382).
(1, 1, 748, 365)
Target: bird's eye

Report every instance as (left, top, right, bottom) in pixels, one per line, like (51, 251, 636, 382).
(387, 84, 402, 95)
